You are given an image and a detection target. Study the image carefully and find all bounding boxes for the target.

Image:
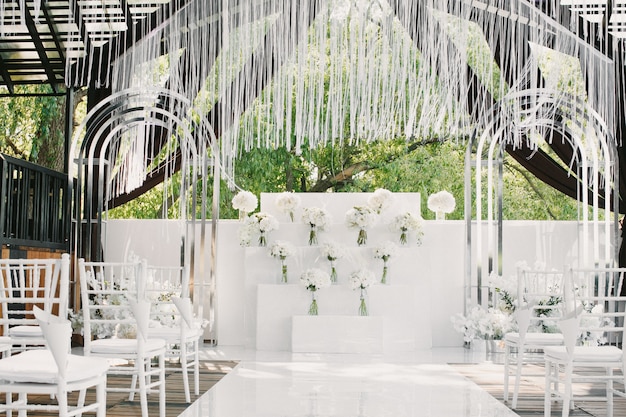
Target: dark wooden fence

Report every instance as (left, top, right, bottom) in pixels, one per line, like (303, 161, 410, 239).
(0, 154, 69, 251)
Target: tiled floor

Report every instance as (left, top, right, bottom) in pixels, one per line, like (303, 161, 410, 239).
(179, 346, 519, 417)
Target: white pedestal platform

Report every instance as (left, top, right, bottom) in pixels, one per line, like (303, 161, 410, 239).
(291, 315, 384, 353)
(256, 283, 430, 352)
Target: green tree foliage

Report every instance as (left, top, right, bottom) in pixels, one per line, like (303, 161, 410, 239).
(0, 85, 67, 171)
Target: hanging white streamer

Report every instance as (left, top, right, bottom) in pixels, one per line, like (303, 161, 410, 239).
(82, 0, 616, 199)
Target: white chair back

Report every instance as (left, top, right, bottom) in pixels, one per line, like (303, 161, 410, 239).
(0, 254, 69, 325)
(143, 263, 192, 327)
(78, 259, 142, 352)
(516, 267, 566, 334)
(567, 267, 626, 347)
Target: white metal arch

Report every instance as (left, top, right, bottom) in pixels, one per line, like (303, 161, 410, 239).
(69, 87, 220, 341)
(465, 88, 618, 308)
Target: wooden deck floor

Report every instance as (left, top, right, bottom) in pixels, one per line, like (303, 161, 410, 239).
(453, 359, 626, 417)
(1, 360, 237, 417)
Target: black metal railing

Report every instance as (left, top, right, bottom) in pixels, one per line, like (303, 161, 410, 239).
(0, 154, 69, 249)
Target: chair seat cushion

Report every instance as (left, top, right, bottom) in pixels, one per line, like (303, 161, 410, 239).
(544, 345, 623, 362)
(90, 337, 166, 355)
(505, 332, 564, 345)
(8, 325, 42, 338)
(0, 349, 109, 384)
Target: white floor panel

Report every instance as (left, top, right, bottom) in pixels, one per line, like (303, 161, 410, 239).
(180, 347, 518, 417)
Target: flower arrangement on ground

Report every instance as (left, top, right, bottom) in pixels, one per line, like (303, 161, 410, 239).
(389, 212, 423, 245)
(345, 205, 377, 246)
(275, 192, 301, 222)
(486, 271, 518, 314)
(244, 212, 279, 246)
(367, 188, 394, 214)
(301, 206, 330, 245)
(349, 269, 376, 316)
(373, 240, 398, 284)
(578, 304, 614, 346)
(320, 241, 345, 283)
(269, 240, 296, 283)
(450, 304, 516, 343)
(427, 190, 456, 220)
(231, 190, 258, 220)
(300, 268, 332, 315)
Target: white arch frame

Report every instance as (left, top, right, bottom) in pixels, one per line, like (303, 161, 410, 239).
(465, 88, 618, 308)
(69, 87, 220, 341)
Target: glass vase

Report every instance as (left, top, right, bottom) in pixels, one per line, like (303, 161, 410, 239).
(281, 261, 288, 283)
(308, 291, 318, 315)
(359, 289, 368, 316)
(238, 210, 248, 221)
(399, 229, 408, 245)
(357, 228, 367, 246)
(329, 261, 337, 283)
(309, 225, 318, 245)
(258, 231, 267, 247)
(381, 261, 388, 284)
(436, 211, 445, 221)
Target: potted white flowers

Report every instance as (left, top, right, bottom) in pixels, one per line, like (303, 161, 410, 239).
(269, 240, 296, 283)
(231, 190, 258, 220)
(320, 241, 345, 283)
(301, 207, 330, 245)
(427, 190, 456, 220)
(349, 269, 376, 316)
(275, 192, 301, 222)
(345, 205, 377, 246)
(373, 241, 398, 284)
(300, 268, 331, 315)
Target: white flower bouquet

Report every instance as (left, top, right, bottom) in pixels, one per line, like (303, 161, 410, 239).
(320, 241, 345, 283)
(450, 304, 516, 342)
(390, 212, 424, 245)
(373, 241, 398, 284)
(300, 268, 332, 315)
(367, 188, 394, 214)
(247, 212, 279, 246)
(301, 207, 330, 245)
(270, 240, 296, 283)
(275, 192, 301, 222)
(345, 205, 377, 246)
(349, 269, 376, 316)
(231, 190, 258, 220)
(427, 190, 456, 220)
(578, 304, 614, 346)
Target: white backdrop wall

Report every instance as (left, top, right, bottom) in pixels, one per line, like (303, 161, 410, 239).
(103, 196, 608, 350)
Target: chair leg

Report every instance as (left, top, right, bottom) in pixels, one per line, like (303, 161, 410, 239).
(139, 358, 149, 417)
(181, 342, 191, 403)
(544, 358, 555, 417)
(96, 377, 107, 417)
(511, 348, 524, 409)
(159, 353, 166, 417)
(57, 387, 68, 417)
(503, 344, 510, 403)
(77, 388, 86, 410)
(607, 368, 614, 417)
(74, 389, 87, 417)
(193, 340, 200, 396)
(5, 390, 12, 417)
(18, 393, 26, 417)
(129, 374, 138, 401)
(562, 362, 572, 417)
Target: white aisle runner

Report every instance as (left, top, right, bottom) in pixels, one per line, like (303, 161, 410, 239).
(180, 347, 518, 417)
